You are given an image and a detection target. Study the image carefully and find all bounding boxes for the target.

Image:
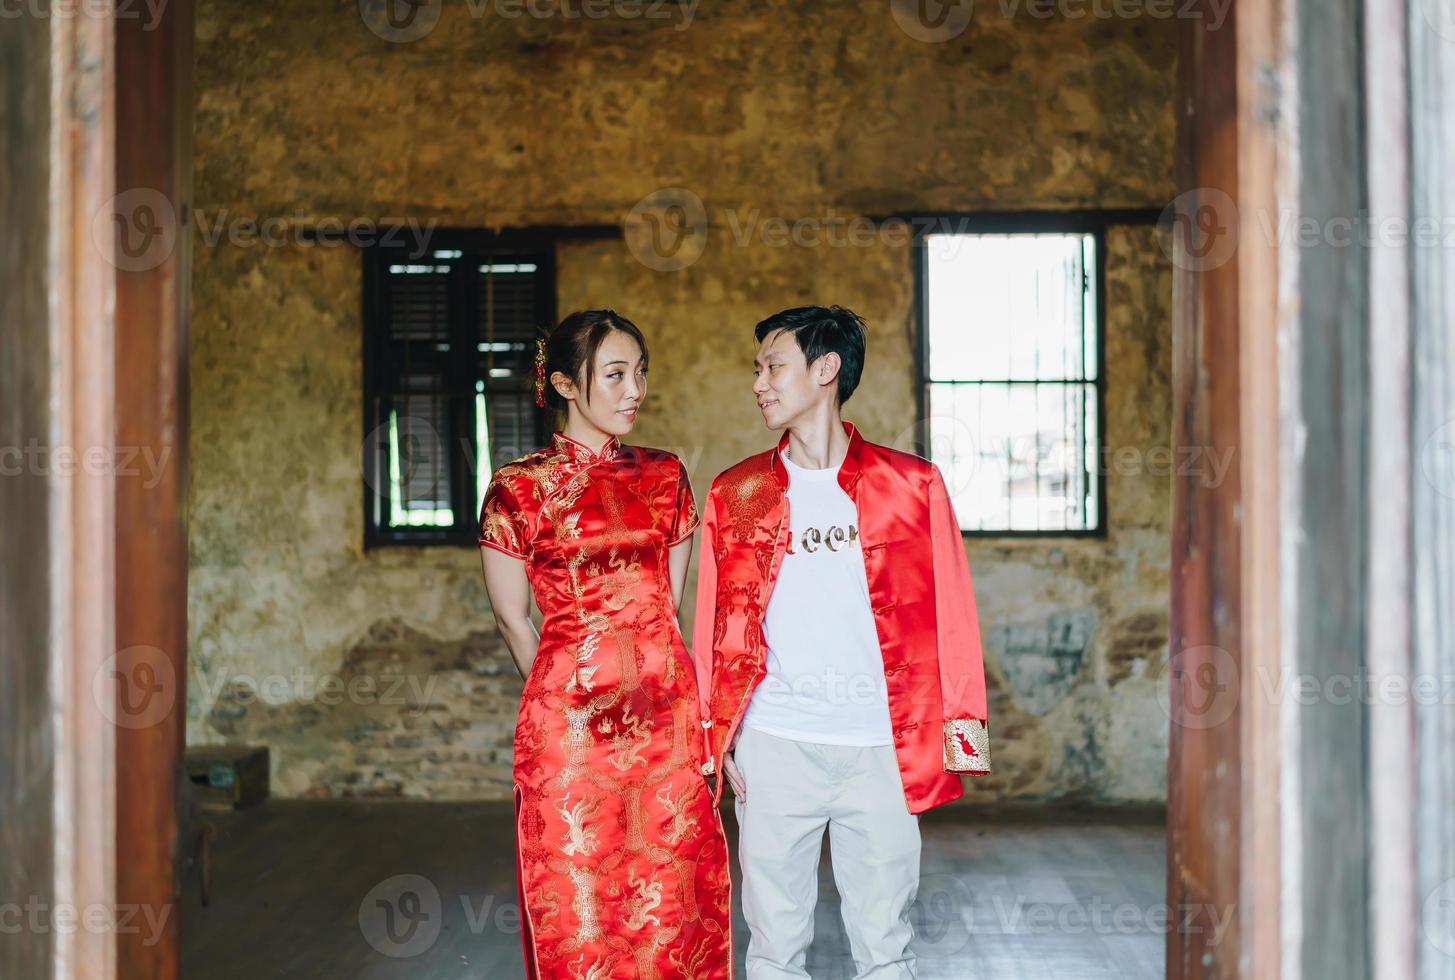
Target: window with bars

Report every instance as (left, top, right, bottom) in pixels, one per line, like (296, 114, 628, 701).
(362, 239, 553, 547)
(917, 228, 1104, 536)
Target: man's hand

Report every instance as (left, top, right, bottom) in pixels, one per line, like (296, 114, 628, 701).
(722, 752, 746, 801)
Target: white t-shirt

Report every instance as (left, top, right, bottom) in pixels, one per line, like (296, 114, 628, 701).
(740, 451, 894, 746)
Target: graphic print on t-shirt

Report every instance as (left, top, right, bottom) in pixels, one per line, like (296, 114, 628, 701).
(785, 520, 858, 555)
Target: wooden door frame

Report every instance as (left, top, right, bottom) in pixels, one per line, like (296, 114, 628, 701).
(1169, 2, 1250, 976)
(113, 2, 194, 979)
(32, 0, 1450, 977)
(48, 8, 120, 978)
(18, 3, 194, 979)
(1175, 0, 1454, 979)
(1172, 0, 1366, 975)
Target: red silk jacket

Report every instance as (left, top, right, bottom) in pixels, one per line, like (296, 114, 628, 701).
(691, 421, 991, 815)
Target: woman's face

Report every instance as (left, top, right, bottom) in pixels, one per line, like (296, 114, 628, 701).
(554, 330, 647, 437)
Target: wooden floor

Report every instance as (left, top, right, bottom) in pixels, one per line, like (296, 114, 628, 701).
(180, 800, 1165, 979)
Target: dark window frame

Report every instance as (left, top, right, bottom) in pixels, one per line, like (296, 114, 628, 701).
(359, 226, 615, 550)
(904, 209, 1160, 540)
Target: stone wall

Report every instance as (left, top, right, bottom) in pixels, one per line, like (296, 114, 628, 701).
(187, 0, 1176, 801)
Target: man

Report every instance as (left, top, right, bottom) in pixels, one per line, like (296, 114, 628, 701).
(692, 305, 991, 979)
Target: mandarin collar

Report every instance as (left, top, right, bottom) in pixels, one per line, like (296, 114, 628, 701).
(551, 430, 622, 465)
(771, 420, 865, 490)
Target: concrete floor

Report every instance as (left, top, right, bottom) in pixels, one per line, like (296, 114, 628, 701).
(180, 800, 1166, 979)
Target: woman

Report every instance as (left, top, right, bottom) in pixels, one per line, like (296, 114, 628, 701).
(477, 309, 732, 979)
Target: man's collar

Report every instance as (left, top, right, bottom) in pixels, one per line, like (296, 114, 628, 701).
(770, 420, 865, 491)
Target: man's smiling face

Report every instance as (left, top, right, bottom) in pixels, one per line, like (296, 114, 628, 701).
(752, 328, 834, 430)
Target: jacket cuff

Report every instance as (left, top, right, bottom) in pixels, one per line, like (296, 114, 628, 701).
(943, 718, 991, 774)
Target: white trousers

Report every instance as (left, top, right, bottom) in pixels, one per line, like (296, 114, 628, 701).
(732, 726, 922, 979)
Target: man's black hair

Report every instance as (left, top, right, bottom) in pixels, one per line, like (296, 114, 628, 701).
(753, 305, 867, 406)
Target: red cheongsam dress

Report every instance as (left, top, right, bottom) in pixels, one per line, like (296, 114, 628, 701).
(478, 430, 733, 980)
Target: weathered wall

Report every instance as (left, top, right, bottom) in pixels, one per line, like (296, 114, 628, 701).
(187, 0, 1176, 801)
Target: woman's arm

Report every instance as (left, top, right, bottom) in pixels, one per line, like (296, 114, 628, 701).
(668, 534, 695, 619)
(480, 546, 540, 680)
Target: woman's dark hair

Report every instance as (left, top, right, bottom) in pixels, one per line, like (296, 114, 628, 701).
(541, 309, 648, 412)
(753, 305, 867, 406)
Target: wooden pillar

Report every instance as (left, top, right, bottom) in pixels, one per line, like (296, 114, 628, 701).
(3, 3, 198, 979)
(0, 11, 65, 979)
(0, 3, 120, 978)
(1234, 0, 1287, 973)
(1169, 2, 1244, 977)
(113, 2, 194, 979)
(1177, 0, 1437, 975)
(1281, 0, 1373, 970)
